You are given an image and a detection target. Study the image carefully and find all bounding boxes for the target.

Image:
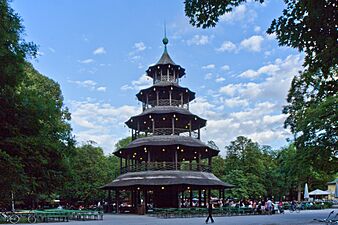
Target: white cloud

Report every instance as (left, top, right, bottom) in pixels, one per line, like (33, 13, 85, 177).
(240, 35, 264, 52)
(68, 79, 107, 92)
(187, 35, 210, 46)
(266, 32, 277, 40)
(121, 74, 152, 91)
(69, 100, 140, 154)
(215, 76, 225, 83)
(134, 42, 146, 51)
(219, 84, 238, 96)
(254, 26, 261, 33)
(223, 97, 249, 108)
(221, 65, 230, 71)
(97, 86, 107, 92)
(93, 47, 106, 55)
(216, 41, 237, 52)
(239, 69, 259, 78)
(220, 5, 247, 22)
(78, 59, 94, 64)
(204, 73, 213, 80)
(202, 64, 216, 69)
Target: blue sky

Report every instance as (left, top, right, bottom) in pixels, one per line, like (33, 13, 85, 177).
(12, 0, 304, 154)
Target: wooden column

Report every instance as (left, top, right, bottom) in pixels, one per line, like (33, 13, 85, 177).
(189, 120, 192, 136)
(203, 189, 207, 207)
(152, 119, 155, 134)
(119, 157, 122, 172)
(107, 190, 112, 213)
(198, 127, 200, 139)
(198, 189, 202, 207)
(175, 150, 178, 170)
(181, 190, 184, 207)
(116, 190, 120, 213)
(146, 94, 149, 109)
(190, 189, 193, 207)
(172, 117, 175, 134)
(137, 122, 140, 138)
(148, 150, 151, 163)
(167, 67, 170, 81)
(208, 189, 211, 207)
(144, 190, 148, 213)
(156, 91, 159, 106)
(169, 91, 172, 106)
(187, 95, 190, 110)
(180, 93, 183, 107)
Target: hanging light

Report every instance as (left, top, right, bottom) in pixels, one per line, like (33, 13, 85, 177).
(194, 156, 196, 159)
(173, 114, 176, 117)
(162, 148, 166, 152)
(149, 115, 152, 118)
(175, 118, 178, 121)
(177, 146, 180, 149)
(137, 187, 140, 190)
(181, 149, 184, 152)
(140, 157, 143, 160)
(144, 147, 147, 150)
(131, 119, 133, 122)
(163, 117, 166, 120)
(161, 186, 165, 190)
(140, 92, 143, 95)
(205, 149, 208, 152)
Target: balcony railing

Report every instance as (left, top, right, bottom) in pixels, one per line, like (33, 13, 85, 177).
(146, 99, 188, 108)
(151, 128, 198, 138)
(120, 162, 211, 175)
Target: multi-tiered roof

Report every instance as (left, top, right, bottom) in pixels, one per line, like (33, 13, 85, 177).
(103, 35, 233, 212)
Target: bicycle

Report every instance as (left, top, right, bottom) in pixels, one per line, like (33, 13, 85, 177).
(27, 214, 37, 223)
(0, 212, 20, 224)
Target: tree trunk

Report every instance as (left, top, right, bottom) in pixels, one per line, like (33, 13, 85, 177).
(297, 183, 301, 202)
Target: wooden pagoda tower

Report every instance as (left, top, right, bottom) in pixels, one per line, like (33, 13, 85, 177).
(102, 35, 233, 213)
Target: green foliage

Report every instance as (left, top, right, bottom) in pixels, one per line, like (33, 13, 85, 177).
(0, 0, 74, 207)
(62, 144, 116, 204)
(114, 136, 132, 150)
(184, 0, 264, 29)
(185, 0, 338, 190)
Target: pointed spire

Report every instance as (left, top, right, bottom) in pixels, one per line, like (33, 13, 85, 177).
(162, 22, 168, 53)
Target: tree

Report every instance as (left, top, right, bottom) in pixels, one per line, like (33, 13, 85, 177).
(223, 136, 266, 198)
(62, 144, 111, 204)
(185, 0, 337, 72)
(184, 0, 337, 183)
(0, 0, 75, 206)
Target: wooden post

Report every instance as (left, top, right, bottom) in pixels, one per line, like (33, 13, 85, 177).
(156, 91, 159, 106)
(167, 67, 169, 81)
(137, 122, 140, 138)
(107, 190, 112, 213)
(169, 91, 172, 106)
(189, 120, 191, 136)
(203, 189, 207, 207)
(190, 189, 193, 207)
(152, 119, 155, 134)
(198, 127, 200, 139)
(144, 190, 148, 213)
(198, 189, 202, 207)
(181, 190, 184, 207)
(116, 190, 120, 213)
(175, 150, 178, 170)
(208, 189, 211, 208)
(120, 157, 122, 172)
(180, 93, 183, 107)
(172, 117, 175, 135)
(146, 94, 149, 109)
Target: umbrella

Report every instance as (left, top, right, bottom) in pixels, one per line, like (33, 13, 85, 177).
(304, 183, 309, 199)
(335, 182, 338, 198)
(308, 189, 331, 195)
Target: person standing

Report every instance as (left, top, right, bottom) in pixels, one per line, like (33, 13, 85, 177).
(205, 190, 214, 224)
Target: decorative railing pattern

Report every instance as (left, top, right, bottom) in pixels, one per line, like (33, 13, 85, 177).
(146, 128, 198, 139)
(147, 99, 187, 108)
(120, 162, 211, 175)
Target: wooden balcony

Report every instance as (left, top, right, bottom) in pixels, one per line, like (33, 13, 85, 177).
(120, 162, 211, 175)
